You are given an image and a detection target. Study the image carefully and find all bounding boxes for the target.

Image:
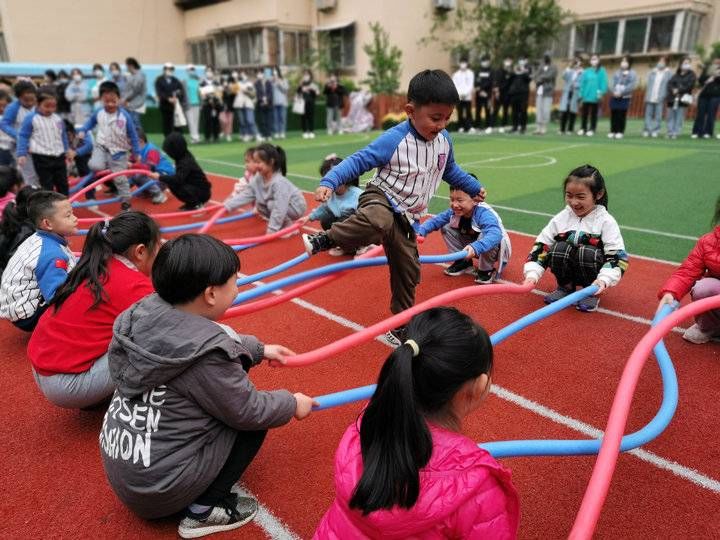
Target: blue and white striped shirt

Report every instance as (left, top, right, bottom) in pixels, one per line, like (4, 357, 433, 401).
(0, 100, 34, 140)
(319, 120, 482, 221)
(80, 107, 140, 156)
(17, 112, 69, 157)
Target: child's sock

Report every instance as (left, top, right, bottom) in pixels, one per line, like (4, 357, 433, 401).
(187, 503, 212, 517)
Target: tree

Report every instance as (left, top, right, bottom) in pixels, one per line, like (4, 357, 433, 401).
(696, 41, 720, 65)
(362, 22, 402, 94)
(300, 31, 342, 76)
(426, 0, 570, 63)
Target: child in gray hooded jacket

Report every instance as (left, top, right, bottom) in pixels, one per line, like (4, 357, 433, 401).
(100, 233, 316, 539)
(223, 143, 306, 234)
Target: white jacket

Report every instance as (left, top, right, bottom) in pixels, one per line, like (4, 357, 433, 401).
(524, 205, 627, 287)
(452, 69, 475, 101)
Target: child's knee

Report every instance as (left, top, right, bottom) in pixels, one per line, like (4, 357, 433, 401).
(691, 278, 720, 300)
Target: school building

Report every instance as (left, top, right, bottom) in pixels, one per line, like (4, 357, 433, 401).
(0, 0, 718, 85)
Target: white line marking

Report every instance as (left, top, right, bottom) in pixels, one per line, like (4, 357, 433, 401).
(233, 485, 301, 540)
(235, 276, 720, 495)
(458, 143, 587, 167)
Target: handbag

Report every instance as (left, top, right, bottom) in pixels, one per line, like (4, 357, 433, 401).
(292, 94, 305, 115)
(680, 93, 693, 105)
(173, 99, 187, 127)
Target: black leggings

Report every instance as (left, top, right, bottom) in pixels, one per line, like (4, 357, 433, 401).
(560, 111, 576, 133)
(509, 95, 528, 132)
(474, 98, 492, 128)
(457, 101, 472, 131)
(581, 103, 599, 132)
(301, 103, 315, 133)
(610, 109, 628, 134)
(194, 430, 267, 507)
(32, 154, 68, 195)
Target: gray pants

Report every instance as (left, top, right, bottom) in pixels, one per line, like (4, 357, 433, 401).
(644, 102, 664, 134)
(186, 105, 200, 142)
(666, 106, 686, 136)
(18, 151, 40, 187)
(535, 95, 553, 131)
(88, 146, 131, 202)
(326, 106, 341, 134)
(441, 224, 499, 271)
(33, 353, 114, 409)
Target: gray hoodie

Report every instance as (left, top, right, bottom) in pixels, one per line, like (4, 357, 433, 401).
(100, 293, 296, 519)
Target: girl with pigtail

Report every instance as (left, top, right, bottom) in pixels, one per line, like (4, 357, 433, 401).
(28, 211, 160, 409)
(315, 307, 520, 538)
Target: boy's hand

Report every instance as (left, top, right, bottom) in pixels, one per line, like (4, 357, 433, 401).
(591, 279, 608, 296)
(297, 215, 311, 225)
(473, 187, 487, 203)
(464, 246, 476, 259)
(77, 131, 85, 140)
(263, 344, 296, 366)
(66, 150, 76, 162)
(293, 393, 319, 420)
(148, 172, 161, 180)
(315, 186, 332, 202)
(17, 156, 26, 167)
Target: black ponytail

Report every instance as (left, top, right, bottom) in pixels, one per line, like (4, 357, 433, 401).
(254, 143, 287, 176)
(1, 185, 37, 238)
(52, 211, 160, 311)
(564, 164, 609, 208)
(349, 307, 493, 515)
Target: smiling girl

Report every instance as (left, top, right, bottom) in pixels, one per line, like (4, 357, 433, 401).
(523, 165, 628, 312)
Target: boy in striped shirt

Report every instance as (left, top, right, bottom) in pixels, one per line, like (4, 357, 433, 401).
(0, 191, 77, 331)
(303, 70, 486, 340)
(0, 80, 40, 186)
(79, 81, 141, 211)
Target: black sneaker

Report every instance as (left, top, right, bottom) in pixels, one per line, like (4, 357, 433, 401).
(474, 269, 494, 284)
(120, 202, 131, 212)
(384, 325, 407, 347)
(179, 202, 204, 211)
(444, 259, 473, 276)
(302, 232, 334, 255)
(178, 494, 258, 539)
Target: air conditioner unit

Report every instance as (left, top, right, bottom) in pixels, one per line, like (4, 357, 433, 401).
(432, 0, 456, 11)
(316, 0, 337, 11)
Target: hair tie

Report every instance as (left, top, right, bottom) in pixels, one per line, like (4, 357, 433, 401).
(101, 218, 110, 238)
(404, 339, 420, 358)
(325, 153, 338, 161)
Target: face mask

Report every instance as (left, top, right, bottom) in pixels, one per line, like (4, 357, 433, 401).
(205, 71, 214, 79)
(73, 74, 82, 82)
(657, 62, 666, 70)
(231, 72, 239, 79)
(459, 62, 468, 70)
(164, 70, 173, 77)
(257, 72, 264, 80)
(302, 75, 310, 82)
(94, 69, 104, 78)
(504, 61, 512, 69)
(480, 61, 490, 68)
(110, 70, 120, 77)
(620, 61, 629, 70)
(590, 59, 599, 67)
(518, 59, 527, 67)
(681, 63, 691, 71)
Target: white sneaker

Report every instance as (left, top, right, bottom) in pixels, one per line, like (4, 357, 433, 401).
(328, 246, 345, 256)
(651, 132, 659, 138)
(255, 135, 264, 142)
(586, 130, 594, 137)
(576, 129, 585, 136)
(607, 132, 615, 139)
(151, 191, 168, 204)
(642, 131, 649, 137)
(468, 127, 476, 134)
(682, 324, 716, 344)
(691, 134, 699, 139)
(703, 134, 711, 139)
(716, 134, 720, 140)
(281, 132, 286, 139)
(615, 133, 624, 139)
(457, 127, 465, 133)
(485, 127, 493, 134)
(309, 132, 316, 138)
(498, 127, 505, 134)
(354, 244, 378, 258)
(225, 134, 233, 142)
(302, 132, 309, 139)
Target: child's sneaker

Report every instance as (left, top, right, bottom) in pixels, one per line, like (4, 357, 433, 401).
(576, 296, 599, 312)
(178, 494, 258, 539)
(474, 269, 494, 284)
(444, 259, 473, 276)
(544, 286, 573, 304)
(151, 191, 168, 204)
(354, 244, 375, 256)
(328, 246, 345, 256)
(120, 202, 131, 212)
(384, 325, 407, 347)
(302, 232, 333, 255)
(682, 324, 716, 344)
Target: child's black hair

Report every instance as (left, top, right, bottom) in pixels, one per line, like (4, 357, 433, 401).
(349, 307, 493, 514)
(136, 128, 147, 142)
(27, 190, 67, 226)
(52, 212, 160, 311)
(13, 80, 37, 98)
(244, 146, 256, 159)
(0, 166, 22, 197)
(319, 155, 359, 187)
(448, 172, 478, 197)
(44, 69, 57, 82)
(0, 89, 10, 102)
(152, 234, 240, 305)
(407, 69, 459, 106)
(254, 143, 287, 176)
(564, 164, 608, 208)
(1, 185, 37, 239)
(36, 85, 58, 104)
(99, 80, 120, 98)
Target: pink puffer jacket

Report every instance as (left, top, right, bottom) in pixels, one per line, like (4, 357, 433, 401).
(314, 420, 520, 539)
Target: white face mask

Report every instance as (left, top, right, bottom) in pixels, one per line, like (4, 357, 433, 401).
(302, 75, 310, 82)
(73, 74, 82, 82)
(590, 59, 599, 67)
(480, 61, 490, 68)
(94, 69, 104, 78)
(164, 69, 173, 77)
(503, 61, 512, 69)
(681, 63, 691, 71)
(459, 62, 468, 70)
(620, 61, 629, 70)
(657, 62, 666, 70)
(110, 70, 120, 77)
(231, 71, 239, 79)
(205, 71, 214, 79)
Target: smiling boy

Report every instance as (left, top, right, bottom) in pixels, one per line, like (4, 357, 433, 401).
(0, 191, 77, 330)
(302, 69, 487, 343)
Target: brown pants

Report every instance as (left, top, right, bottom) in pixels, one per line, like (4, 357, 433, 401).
(327, 186, 420, 314)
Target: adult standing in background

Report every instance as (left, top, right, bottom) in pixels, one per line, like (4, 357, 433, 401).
(558, 57, 583, 135)
(578, 54, 607, 136)
(65, 68, 90, 127)
(272, 66, 289, 139)
(474, 56, 493, 133)
(643, 56, 671, 138)
(493, 58, 513, 133)
(122, 57, 147, 131)
(88, 63, 106, 111)
(184, 65, 201, 143)
(508, 58, 531, 134)
(108, 62, 126, 96)
(233, 71, 259, 142)
(200, 67, 222, 143)
(219, 70, 236, 142)
(154, 62, 184, 137)
(254, 68, 274, 140)
(298, 69, 318, 139)
(691, 59, 720, 139)
(666, 58, 696, 139)
(55, 70, 71, 121)
(452, 58, 475, 133)
(608, 55, 638, 139)
(323, 74, 346, 136)
(533, 53, 557, 135)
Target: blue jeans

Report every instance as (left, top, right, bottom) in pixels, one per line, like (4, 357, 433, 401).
(692, 96, 720, 136)
(666, 106, 687, 136)
(643, 102, 663, 134)
(236, 108, 257, 137)
(273, 105, 287, 135)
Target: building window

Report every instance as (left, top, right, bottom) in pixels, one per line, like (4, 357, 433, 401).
(221, 28, 263, 67)
(596, 21, 619, 55)
(281, 31, 311, 65)
(0, 33, 8, 62)
(647, 14, 675, 53)
(550, 25, 571, 58)
(680, 12, 702, 53)
(190, 39, 215, 67)
(318, 23, 355, 68)
(622, 18, 647, 53)
(574, 23, 595, 54)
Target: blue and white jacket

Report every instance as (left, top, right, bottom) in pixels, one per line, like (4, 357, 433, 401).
(17, 112, 69, 157)
(0, 100, 35, 140)
(309, 185, 362, 222)
(417, 203, 512, 275)
(79, 107, 140, 156)
(319, 120, 482, 221)
(0, 231, 76, 321)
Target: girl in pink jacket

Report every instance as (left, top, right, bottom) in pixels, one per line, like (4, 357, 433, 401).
(315, 307, 520, 539)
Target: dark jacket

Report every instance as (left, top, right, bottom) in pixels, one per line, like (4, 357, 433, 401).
(698, 68, 720, 99)
(493, 68, 512, 97)
(159, 133, 211, 205)
(154, 75, 184, 111)
(323, 82, 346, 108)
(100, 293, 297, 518)
(254, 79, 273, 108)
(666, 70, 697, 107)
(475, 68, 493, 100)
(507, 69, 531, 97)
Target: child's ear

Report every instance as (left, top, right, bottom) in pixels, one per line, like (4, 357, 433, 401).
(203, 285, 217, 307)
(404, 102, 414, 118)
(595, 189, 605, 202)
(473, 373, 491, 402)
(40, 217, 52, 231)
